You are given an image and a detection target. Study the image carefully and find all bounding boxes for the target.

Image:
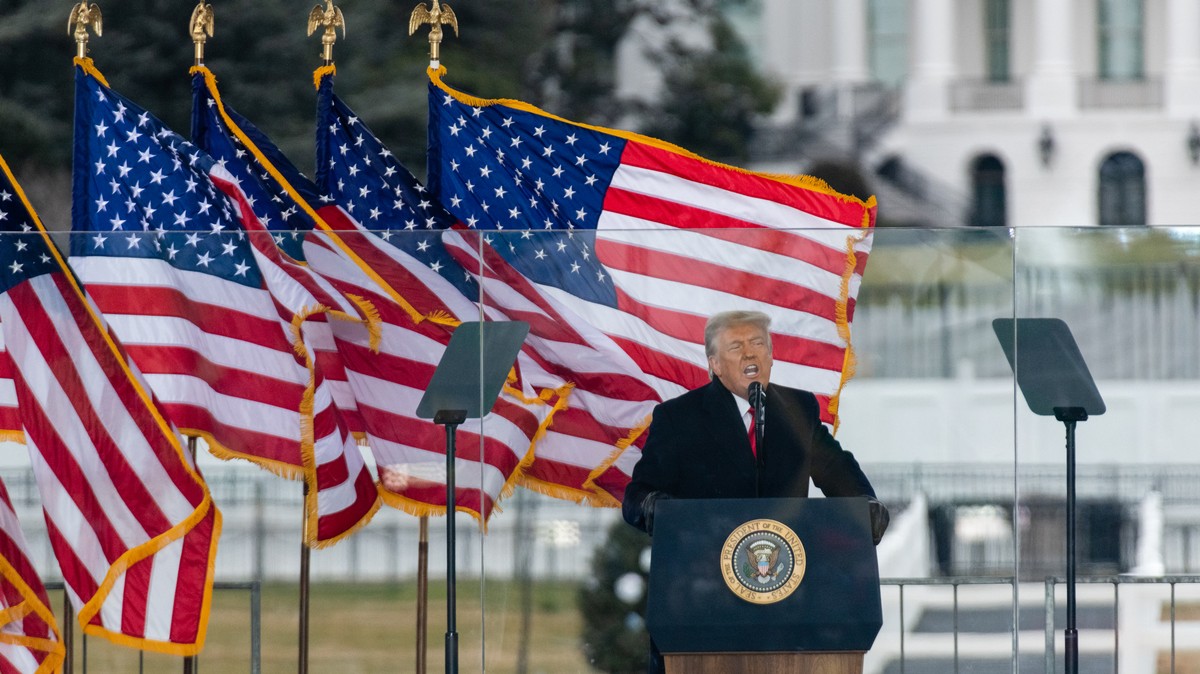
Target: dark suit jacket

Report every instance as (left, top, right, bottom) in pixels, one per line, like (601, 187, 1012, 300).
(622, 378, 876, 533)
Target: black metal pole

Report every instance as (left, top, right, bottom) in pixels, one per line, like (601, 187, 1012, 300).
(1055, 407, 1086, 674)
(63, 592, 73, 674)
(1065, 418, 1078, 674)
(436, 410, 466, 674)
(446, 421, 458, 674)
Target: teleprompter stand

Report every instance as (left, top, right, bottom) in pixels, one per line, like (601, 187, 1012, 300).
(416, 321, 529, 674)
(993, 318, 1105, 674)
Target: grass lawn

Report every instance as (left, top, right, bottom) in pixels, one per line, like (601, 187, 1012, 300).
(53, 579, 595, 673)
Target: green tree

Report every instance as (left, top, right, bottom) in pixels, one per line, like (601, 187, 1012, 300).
(0, 0, 551, 176)
(529, 0, 778, 161)
(641, 8, 779, 162)
(579, 519, 653, 674)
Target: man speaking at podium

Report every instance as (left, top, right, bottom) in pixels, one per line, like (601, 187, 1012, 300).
(622, 309, 889, 541)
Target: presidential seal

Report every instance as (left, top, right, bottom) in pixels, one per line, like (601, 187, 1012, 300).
(719, 519, 806, 604)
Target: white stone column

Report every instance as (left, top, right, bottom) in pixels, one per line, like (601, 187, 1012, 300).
(1165, 0, 1200, 115)
(905, 0, 955, 120)
(1026, 0, 1077, 116)
(831, 0, 869, 82)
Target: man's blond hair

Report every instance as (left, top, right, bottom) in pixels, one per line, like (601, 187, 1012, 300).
(704, 310, 772, 360)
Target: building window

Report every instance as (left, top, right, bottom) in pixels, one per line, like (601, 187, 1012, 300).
(869, 0, 908, 87)
(971, 155, 1006, 227)
(1098, 0, 1144, 79)
(984, 0, 1010, 82)
(1098, 151, 1146, 226)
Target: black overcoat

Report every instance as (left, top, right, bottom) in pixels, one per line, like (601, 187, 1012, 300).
(622, 378, 876, 533)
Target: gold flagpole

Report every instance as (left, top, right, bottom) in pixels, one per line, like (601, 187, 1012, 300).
(299, 5, 347, 673)
(408, 0, 458, 70)
(67, 2, 103, 60)
(409, 3, 460, 671)
(186, 11, 212, 671)
(307, 0, 345, 68)
(190, 3, 214, 67)
(306, 7, 435, 672)
(64, 12, 102, 668)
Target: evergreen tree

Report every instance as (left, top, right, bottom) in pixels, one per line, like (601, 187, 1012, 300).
(529, 0, 778, 161)
(641, 7, 779, 162)
(0, 0, 550, 177)
(579, 519, 653, 674)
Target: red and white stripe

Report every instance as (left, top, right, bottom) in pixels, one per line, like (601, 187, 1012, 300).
(591, 142, 872, 397)
(442, 231, 660, 506)
(0, 270, 218, 655)
(0, 334, 20, 439)
(68, 254, 309, 472)
(302, 221, 556, 521)
(0, 477, 64, 673)
(212, 170, 381, 545)
(65, 177, 381, 547)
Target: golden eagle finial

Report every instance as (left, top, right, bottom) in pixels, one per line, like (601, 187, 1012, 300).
(307, 0, 346, 65)
(408, 0, 458, 65)
(68, 2, 103, 59)
(190, 3, 215, 65)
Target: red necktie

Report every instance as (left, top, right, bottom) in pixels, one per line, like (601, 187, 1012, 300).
(747, 410, 756, 457)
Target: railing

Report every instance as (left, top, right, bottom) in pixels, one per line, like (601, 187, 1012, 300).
(50, 580, 261, 674)
(884, 576, 1018, 674)
(1079, 78, 1163, 110)
(880, 575, 1200, 674)
(1042, 575, 1200, 674)
(950, 79, 1025, 112)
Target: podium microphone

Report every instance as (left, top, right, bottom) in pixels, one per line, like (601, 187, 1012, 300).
(748, 381, 766, 496)
(748, 381, 766, 442)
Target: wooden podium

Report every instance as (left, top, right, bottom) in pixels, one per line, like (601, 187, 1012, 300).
(648, 498, 882, 674)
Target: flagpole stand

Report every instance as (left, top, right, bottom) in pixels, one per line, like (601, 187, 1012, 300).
(184, 437, 201, 674)
(435, 409, 466, 674)
(416, 515, 430, 674)
(299, 482, 312, 674)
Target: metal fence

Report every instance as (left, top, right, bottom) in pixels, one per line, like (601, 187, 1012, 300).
(880, 575, 1200, 674)
(52, 580, 260, 674)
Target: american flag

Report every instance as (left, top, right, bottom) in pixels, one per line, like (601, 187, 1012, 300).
(0, 475, 64, 673)
(426, 70, 874, 502)
(1, 141, 218, 655)
(68, 59, 378, 547)
(188, 66, 558, 521)
(312, 68, 572, 516)
(319, 69, 665, 507)
(189, 67, 368, 438)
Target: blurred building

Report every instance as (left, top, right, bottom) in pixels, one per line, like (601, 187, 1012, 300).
(727, 0, 1200, 228)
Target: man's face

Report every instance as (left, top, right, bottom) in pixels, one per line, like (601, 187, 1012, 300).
(708, 322, 773, 399)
